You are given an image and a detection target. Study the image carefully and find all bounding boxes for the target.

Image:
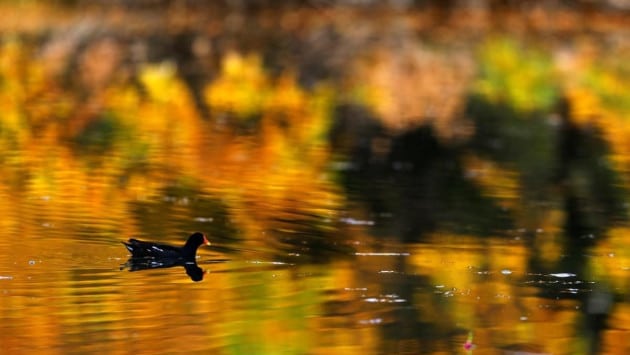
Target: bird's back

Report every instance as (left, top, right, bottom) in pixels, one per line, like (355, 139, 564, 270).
(122, 238, 182, 258)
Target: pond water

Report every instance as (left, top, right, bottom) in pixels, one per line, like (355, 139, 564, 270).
(1, 156, 628, 354)
(1, 2, 630, 355)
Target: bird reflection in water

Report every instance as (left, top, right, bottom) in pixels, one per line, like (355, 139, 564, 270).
(120, 258, 206, 282)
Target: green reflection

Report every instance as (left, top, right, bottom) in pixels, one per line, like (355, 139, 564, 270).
(0, 2, 629, 355)
(474, 37, 559, 113)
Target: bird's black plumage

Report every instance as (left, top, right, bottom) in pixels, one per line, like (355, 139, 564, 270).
(122, 232, 209, 259)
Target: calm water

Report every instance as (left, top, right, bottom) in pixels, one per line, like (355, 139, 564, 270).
(1, 2, 630, 354)
(1, 173, 628, 354)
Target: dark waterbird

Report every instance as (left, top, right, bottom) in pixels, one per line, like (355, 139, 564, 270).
(122, 232, 210, 259)
(121, 232, 211, 282)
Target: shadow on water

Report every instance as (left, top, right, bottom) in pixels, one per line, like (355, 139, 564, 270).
(532, 96, 624, 354)
(120, 257, 231, 282)
(120, 258, 207, 282)
(332, 103, 513, 242)
(467, 94, 626, 248)
(331, 92, 627, 353)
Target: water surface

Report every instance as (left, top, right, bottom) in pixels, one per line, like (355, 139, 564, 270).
(1, 2, 630, 354)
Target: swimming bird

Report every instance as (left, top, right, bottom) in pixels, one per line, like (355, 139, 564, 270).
(122, 232, 210, 259)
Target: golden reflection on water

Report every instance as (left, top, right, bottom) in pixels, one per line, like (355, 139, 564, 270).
(1, 224, 630, 354)
(0, 3, 630, 355)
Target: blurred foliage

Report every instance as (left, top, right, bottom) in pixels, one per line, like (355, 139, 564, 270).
(564, 51, 630, 187)
(590, 227, 630, 293)
(0, 2, 630, 354)
(581, 61, 630, 114)
(0, 37, 344, 257)
(205, 52, 269, 120)
(474, 37, 559, 113)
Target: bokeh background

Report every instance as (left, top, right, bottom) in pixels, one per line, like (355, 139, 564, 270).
(0, 1, 629, 354)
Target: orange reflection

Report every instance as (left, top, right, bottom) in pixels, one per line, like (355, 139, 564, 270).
(0, 3, 629, 354)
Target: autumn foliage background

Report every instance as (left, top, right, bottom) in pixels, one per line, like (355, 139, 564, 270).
(0, 1, 629, 354)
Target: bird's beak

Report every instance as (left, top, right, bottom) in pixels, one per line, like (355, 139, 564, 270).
(203, 235, 210, 246)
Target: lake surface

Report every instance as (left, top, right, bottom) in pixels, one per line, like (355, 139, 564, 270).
(1, 2, 629, 354)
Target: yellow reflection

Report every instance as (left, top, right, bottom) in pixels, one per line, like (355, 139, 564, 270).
(590, 227, 630, 293)
(562, 44, 630, 188)
(205, 52, 269, 118)
(462, 154, 520, 209)
(0, 40, 342, 255)
(1, 13, 629, 354)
